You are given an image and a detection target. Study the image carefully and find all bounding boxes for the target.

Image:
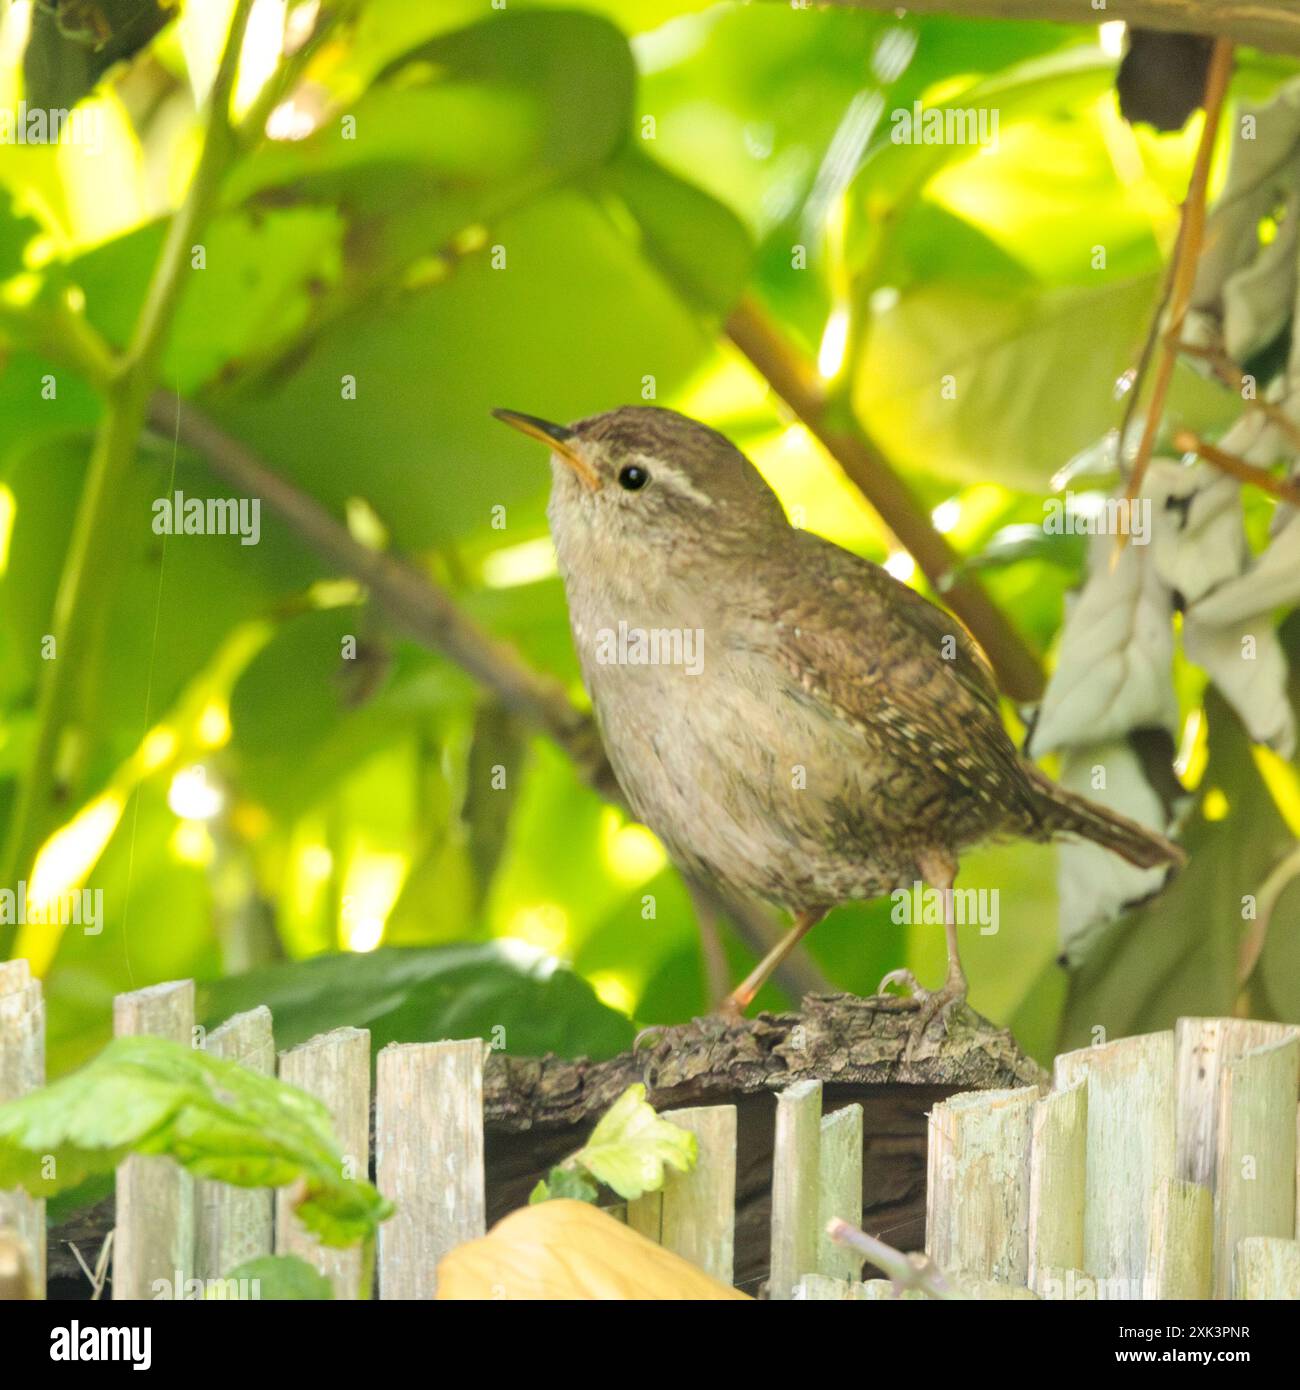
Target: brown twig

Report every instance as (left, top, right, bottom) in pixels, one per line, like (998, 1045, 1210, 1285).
(149, 392, 830, 1002)
(826, 1218, 969, 1299)
(1172, 429, 1300, 506)
(1122, 38, 1235, 524)
(1176, 338, 1300, 455)
(725, 294, 1045, 701)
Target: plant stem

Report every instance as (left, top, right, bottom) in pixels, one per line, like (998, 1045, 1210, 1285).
(0, 0, 257, 954)
(826, 1217, 969, 1298)
(1121, 38, 1234, 518)
(1173, 430, 1300, 507)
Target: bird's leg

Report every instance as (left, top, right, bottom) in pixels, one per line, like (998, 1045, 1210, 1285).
(717, 907, 826, 1021)
(877, 850, 968, 1057)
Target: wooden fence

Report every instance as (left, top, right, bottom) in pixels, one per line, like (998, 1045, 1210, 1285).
(2, 958, 1299, 1299)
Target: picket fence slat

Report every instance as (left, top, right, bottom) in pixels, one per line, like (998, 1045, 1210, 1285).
(817, 1104, 864, 1285)
(196, 1006, 275, 1284)
(1213, 1037, 1300, 1298)
(276, 1026, 371, 1300)
(1054, 1030, 1175, 1293)
(1233, 1236, 1300, 1299)
(1027, 1082, 1085, 1294)
(0, 960, 44, 1297)
(376, 1039, 485, 1299)
(628, 1104, 736, 1285)
(926, 1086, 1035, 1286)
(1174, 1018, 1298, 1190)
(769, 1078, 821, 1300)
(1146, 1178, 1212, 1299)
(113, 980, 195, 1301)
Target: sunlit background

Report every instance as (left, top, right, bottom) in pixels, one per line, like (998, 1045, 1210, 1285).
(2, 0, 1298, 1078)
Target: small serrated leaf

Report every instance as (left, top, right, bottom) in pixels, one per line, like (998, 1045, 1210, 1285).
(568, 1084, 696, 1202)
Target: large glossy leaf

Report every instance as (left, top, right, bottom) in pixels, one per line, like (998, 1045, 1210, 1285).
(199, 942, 636, 1059)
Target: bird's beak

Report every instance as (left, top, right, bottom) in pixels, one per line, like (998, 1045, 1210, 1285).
(492, 409, 601, 491)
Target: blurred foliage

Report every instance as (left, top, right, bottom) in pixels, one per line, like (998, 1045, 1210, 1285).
(0, 0, 1297, 1087)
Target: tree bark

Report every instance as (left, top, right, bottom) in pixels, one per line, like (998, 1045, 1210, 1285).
(788, 0, 1300, 54)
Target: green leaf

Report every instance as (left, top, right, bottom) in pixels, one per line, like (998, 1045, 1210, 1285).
(0, 1036, 391, 1247)
(568, 1084, 696, 1201)
(198, 943, 636, 1060)
(529, 1167, 598, 1205)
(600, 148, 754, 318)
(213, 1255, 334, 1300)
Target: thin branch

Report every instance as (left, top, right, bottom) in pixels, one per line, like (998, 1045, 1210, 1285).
(0, 0, 258, 931)
(725, 294, 1045, 701)
(1121, 38, 1235, 522)
(1175, 338, 1300, 455)
(826, 1218, 969, 1299)
(1173, 429, 1300, 507)
(148, 393, 830, 1003)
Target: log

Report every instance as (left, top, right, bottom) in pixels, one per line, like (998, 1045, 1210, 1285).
(46, 993, 1041, 1295)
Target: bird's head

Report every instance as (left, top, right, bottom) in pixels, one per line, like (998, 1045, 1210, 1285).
(492, 405, 788, 566)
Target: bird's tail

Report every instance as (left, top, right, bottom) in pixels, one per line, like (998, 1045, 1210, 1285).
(1025, 765, 1186, 871)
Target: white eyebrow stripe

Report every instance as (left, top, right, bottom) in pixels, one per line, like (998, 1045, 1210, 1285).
(650, 461, 715, 506)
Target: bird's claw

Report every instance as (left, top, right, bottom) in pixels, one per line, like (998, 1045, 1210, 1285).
(876, 967, 929, 1006)
(901, 978, 968, 1062)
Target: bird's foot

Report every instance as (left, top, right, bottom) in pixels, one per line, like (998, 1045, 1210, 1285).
(876, 967, 930, 1005)
(876, 968, 969, 1060)
(900, 975, 968, 1062)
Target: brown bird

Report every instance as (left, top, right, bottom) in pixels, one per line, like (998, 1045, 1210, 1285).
(494, 405, 1184, 1039)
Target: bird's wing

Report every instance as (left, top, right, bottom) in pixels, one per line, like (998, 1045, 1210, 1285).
(751, 528, 1039, 828)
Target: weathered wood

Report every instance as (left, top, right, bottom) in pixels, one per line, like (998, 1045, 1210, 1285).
(195, 1007, 274, 1283)
(1175, 1019, 1298, 1190)
(1035, 1266, 1098, 1300)
(968, 1280, 1037, 1299)
(376, 1038, 485, 1299)
(1055, 1031, 1175, 1293)
(1233, 1236, 1300, 1299)
(771, 0, 1300, 55)
(818, 1103, 864, 1283)
(927, 1086, 1036, 1285)
(1027, 1083, 1085, 1294)
(0, 960, 44, 1296)
(1213, 1036, 1300, 1298)
(795, 1272, 852, 1299)
(276, 1027, 370, 1299)
(112, 980, 195, 1301)
(489, 994, 1043, 1130)
(1146, 1178, 1212, 1299)
(628, 1104, 736, 1284)
(858, 1278, 924, 1299)
(769, 1079, 821, 1299)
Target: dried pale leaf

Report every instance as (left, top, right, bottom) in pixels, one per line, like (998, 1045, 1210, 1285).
(435, 1198, 750, 1300)
(1182, 612, 1296, 757)
(1191, 511, 1300, 627)
(1054, 743, 1174, 965)
(1146, 461, 1245, 606)
(1030, 534, 1177, 757)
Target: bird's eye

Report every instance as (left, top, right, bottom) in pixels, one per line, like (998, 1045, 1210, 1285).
(618, 464, 649, 492)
